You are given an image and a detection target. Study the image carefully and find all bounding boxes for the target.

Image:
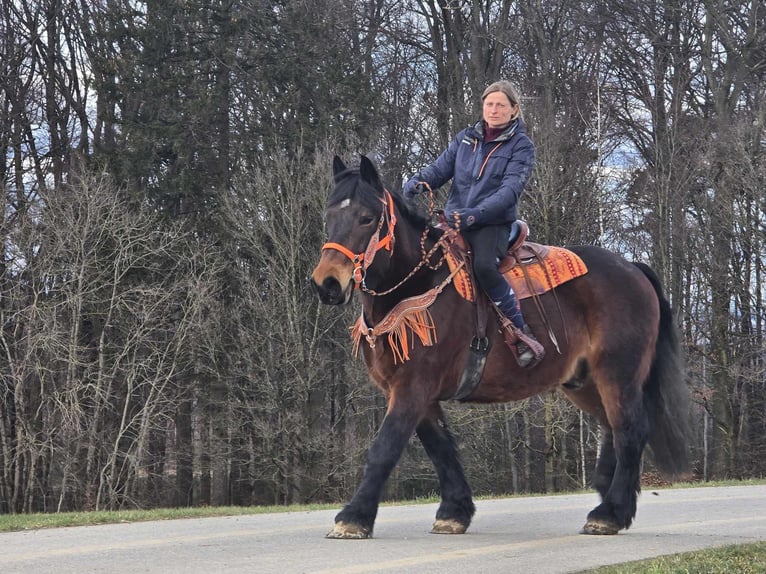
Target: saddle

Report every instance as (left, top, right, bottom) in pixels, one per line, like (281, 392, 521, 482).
(446, 221, 588, 303)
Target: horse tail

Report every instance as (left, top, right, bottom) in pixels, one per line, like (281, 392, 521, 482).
(633, 262, 693, 480)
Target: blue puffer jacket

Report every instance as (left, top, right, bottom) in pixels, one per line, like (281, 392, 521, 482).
(405, 118, 535, 228)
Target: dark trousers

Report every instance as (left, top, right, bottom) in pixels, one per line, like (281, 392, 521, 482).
(462, 224, 512, 293)
(462, 223, 525, 329)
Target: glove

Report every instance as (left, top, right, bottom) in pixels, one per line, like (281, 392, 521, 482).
(403, 181, 428, 201)
(448, 208, 479, 231)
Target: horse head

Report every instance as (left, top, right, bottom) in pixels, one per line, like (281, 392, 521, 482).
(311, 155, 396, 305)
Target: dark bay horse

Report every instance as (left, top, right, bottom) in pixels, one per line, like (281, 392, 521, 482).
(311, 155, 691, 538)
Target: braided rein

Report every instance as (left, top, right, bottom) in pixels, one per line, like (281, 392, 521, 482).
(360, 182, 453, 297)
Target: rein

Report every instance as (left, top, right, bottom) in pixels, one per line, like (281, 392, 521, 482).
(321, 185, 453, 297)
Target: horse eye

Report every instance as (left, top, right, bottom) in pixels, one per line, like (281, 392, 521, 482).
(359, 215, 375, 226)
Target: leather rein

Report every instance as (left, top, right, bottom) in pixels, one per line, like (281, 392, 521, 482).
(321, 187, 458, 297)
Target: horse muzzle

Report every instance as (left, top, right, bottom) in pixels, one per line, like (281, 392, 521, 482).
(311, 254, 355, 305)
(311, 274, 354, 305)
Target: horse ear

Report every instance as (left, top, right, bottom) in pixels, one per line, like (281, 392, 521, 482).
(333, 155, 347, 181)
(359, 155, 381, 189)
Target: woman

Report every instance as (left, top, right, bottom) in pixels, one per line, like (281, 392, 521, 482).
(403, 80, 544, 368)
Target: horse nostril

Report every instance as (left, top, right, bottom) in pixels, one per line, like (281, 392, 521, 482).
(322, 277, 342, 300)
(311, 275, 345, 304)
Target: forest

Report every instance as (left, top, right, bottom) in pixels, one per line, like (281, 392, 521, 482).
(0, 0, 763, 513)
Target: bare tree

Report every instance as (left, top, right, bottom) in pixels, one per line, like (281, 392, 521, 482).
(690, 0, 766, 478)
(0, 169, 222, 511)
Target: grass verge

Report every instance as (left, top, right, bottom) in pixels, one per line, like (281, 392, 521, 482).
(0, 503, 337, 532)
(580, 541, 766, 573)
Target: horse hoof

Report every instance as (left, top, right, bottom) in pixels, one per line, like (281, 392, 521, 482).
(581, 519, 620, 535)
(326, 521, 372, 539)
(431, 518, 468, 534)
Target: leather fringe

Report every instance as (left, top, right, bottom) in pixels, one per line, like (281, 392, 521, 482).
(351, 308, 437, 364)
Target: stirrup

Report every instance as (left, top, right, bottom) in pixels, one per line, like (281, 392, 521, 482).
(499, 319, 545, 368)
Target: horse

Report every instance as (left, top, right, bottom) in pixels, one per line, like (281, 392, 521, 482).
(311, 155, 691, 539)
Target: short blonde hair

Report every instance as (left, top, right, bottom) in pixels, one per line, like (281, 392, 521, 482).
(482, 80, 522, 120)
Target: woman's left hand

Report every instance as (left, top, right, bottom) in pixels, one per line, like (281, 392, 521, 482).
(448, 208, 479, 231)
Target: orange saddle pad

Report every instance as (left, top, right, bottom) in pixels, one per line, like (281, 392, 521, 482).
(447, 241, 588, 302)
(498, 243, 588, 299)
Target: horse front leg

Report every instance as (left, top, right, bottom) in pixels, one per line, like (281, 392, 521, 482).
(327, 388, 424, 539)
(416, 404, 475, 534)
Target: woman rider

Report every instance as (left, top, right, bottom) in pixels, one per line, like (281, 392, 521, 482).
(403, 80, 544, 368)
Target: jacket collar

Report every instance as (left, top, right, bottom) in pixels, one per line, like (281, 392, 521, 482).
(470, 118, 521, 142)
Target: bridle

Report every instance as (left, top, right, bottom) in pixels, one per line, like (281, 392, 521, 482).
(320, 185, 455, 297)
(321, 183, 466, 363)
(321, 189, 397, 288)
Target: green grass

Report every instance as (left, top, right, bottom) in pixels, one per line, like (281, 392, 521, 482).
(0, 503, 337, 532)
(580, 542, 766, 573)
(668, 478, 766, 489)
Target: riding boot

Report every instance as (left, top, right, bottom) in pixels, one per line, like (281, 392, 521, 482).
(489, 284, 545, 368)
(516, 324, 545, 368)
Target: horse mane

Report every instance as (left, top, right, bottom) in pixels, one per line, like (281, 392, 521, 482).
(329, 165, 440, 240)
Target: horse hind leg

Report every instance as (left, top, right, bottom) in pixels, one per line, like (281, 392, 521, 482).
(582, 363, 651, 535)
(560, 368, 616, 501)
(583, 422, 648, 534)
(416, 404, 475, 534)
(593, 427, 616, 500)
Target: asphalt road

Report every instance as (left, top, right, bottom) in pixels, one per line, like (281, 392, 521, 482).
(1, 485, 764, 573)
